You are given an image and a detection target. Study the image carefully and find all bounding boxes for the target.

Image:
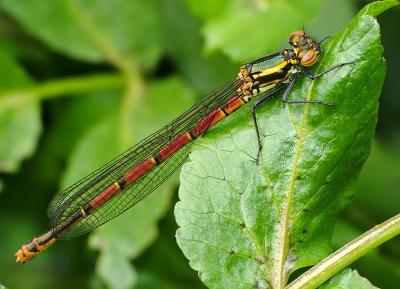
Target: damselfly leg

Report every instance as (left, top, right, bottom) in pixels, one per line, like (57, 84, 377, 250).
(302, 62, 355, 80)
(252, 61, 353, 163)
(251, 85, 288, 163)
(282, 74, 333, 106)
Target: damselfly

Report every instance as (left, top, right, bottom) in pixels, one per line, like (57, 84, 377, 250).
(16, 31, 353, 263)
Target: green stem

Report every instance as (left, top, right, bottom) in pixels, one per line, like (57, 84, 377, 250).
(286, 213, 400, 289)
(31, 73, 123, 99)
(117, 61, 145, 146)
(0, 73, 123, 110)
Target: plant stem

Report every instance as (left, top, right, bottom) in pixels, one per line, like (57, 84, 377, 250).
(32, 73, 123, 99)
(286, 213, 400, 289)
(117, 60, 145, 146)
(0, 73, 123, 111)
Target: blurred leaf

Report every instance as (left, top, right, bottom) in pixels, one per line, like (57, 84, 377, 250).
(309, 0, 356, 37)
(134, 271, 181, 289)
(353, 142, 400, 220)
(319, 268, 378, 289)
(0, 0, 163, 67)
(60, 77, 194, 289)
(0, 50, 41, 173)
(134, 205, 207, 289)
(176, 1, 393, 288)
(162, 0, 237, 95)
(97, 247, 137, 289)
(33, 90, 121, 189)
(184, 0, 325, 62)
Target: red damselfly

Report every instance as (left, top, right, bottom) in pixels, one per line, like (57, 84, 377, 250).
(16, 31, 353, 263)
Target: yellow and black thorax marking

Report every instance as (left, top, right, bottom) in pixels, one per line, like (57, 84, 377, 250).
(238, 50, 301, 101)
(237, 30, 323, 102)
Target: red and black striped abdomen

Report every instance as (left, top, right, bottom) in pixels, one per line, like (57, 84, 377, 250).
(87, 95, 247, 212)
(45, 88, 248, 242)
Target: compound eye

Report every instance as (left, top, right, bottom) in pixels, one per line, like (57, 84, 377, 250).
(300, 50, 317, 67)
(289, 30, 305, 46)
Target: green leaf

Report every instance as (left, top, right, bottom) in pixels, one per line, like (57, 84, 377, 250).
(0, 50, 41, 173)
(60, 77, 195, 289)
(162, 0, 237, 95)
(308, 0, 356, 37)
(0, 0, 163, 67)
(134, 271, 184, 289)
(319, 268, 378, 289)
(354, 142, 400, 219)
(97, 248, 137, 289)
(176, 1, 395, 289)
(184, 0, 325, 62)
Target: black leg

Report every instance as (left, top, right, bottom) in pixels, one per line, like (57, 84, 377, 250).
(317, 36, 331, 47)
(250, 60, 354, 163)
(281, 74, 333, 105)
(281, 74, 299, 103)
(302, 61, 354, 80)
(287, 61, 354, 105)
(251, 84, 288, 163)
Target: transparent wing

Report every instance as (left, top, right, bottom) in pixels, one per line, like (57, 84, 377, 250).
(48, 78, 243, 238)
(59, 144, 192, 239)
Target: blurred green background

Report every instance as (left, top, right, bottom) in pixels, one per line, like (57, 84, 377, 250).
(0, 1, 398, 288)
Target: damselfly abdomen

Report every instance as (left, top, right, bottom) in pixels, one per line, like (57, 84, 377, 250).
(16, 31, 353, 263)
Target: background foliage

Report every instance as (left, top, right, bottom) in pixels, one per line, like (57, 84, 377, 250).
(0, 1, 398, 289)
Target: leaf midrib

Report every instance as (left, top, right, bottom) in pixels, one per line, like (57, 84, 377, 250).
(270, 38, 337, 289)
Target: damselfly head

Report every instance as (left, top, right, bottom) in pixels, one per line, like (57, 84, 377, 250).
(289, 30, 320, 67)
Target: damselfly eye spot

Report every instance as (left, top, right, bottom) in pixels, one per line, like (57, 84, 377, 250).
(300, 50, 318, 67)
